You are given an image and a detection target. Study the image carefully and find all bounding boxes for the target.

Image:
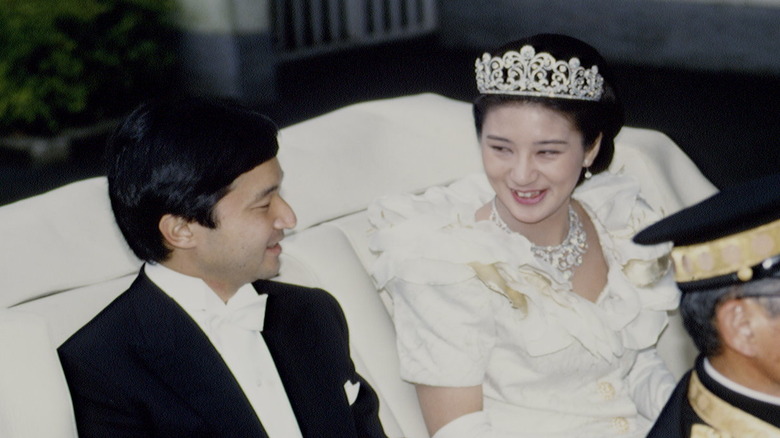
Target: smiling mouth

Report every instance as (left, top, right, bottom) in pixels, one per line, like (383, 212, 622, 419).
(266, 243, 282, 255)
(267, 236, 284, 250)
(513, 190, 542, 198)
(511, 189, 546, 205)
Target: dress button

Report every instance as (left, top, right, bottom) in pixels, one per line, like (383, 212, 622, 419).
(597, 381, 616, 400)
(611, 417, 629, 433)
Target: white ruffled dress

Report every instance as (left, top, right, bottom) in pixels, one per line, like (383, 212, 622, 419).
(369, 172, 679, 438)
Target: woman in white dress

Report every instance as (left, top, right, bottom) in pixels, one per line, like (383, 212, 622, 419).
(369, 34, 679, 437)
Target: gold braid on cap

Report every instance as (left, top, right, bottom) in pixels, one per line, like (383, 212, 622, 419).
(475, 45, 605, 101)
(671, 218, 780, 284)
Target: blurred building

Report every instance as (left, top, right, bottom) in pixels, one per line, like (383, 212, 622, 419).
(176, 0, 780, 104)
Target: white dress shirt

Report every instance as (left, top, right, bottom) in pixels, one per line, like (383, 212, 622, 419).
(145, 262, 303, 438)
(704, 358, 780, 406)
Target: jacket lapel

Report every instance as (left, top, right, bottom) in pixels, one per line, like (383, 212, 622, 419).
(261, 309, 316, 434)
(257, 280, 357, 437)
(128, 272, 268, 437)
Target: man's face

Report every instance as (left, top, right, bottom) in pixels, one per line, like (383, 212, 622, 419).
(189, 158, 297, 294)
(746, 297, 780, 396)
(715, 293, 780, 397)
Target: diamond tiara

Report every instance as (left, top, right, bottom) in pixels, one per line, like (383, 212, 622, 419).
(475, 45, 605, 101)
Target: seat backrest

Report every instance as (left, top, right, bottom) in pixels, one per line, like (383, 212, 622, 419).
(0, 311, 77, 438)
(0, 177, 141, 310)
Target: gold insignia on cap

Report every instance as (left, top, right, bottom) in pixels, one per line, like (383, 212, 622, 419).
(671, 218, 780, 284)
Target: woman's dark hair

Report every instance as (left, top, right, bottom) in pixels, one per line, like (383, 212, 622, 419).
(473, 34, 624, 180)
(106, 96, 279, 262)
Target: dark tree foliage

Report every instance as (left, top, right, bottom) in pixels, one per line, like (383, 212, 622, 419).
(0, 0, 177, 135)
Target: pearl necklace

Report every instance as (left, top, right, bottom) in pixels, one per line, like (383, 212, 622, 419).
(490, 198, 588, 280)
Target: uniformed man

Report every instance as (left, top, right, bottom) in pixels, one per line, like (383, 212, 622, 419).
(634, 172, 780, 437)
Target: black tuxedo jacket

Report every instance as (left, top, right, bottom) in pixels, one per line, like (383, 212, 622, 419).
(647, 355, 780, 437)
(58, 270, 386, 437)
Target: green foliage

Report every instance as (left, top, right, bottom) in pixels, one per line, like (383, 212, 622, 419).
(0, 0, 176, 135)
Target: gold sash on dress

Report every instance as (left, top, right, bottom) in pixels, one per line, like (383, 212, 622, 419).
(688, 371, 780, 438)
(469, 262, 529, 314)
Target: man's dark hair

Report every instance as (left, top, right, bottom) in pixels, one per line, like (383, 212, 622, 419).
(106, 96, 279, 262)
(680, 276, 780, 357)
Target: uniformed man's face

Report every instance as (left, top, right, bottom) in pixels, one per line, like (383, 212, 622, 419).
(741, 297, 780, 397)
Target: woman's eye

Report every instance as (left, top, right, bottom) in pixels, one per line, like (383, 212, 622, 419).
(490, 145, 510, 153)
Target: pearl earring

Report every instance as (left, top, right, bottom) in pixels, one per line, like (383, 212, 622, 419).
(584, 167, 592, 179)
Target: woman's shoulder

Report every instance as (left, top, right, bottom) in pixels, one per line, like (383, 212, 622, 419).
(575, 171, 674, 285)
(368, 173, 490, 228)
(576, 172, 669, 250)
(368, 173, 532, 288)
(574, 171, 660, 230)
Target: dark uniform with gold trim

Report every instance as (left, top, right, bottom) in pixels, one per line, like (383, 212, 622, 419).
(635, 173, 780, 438)
(648, 356, 780, 437)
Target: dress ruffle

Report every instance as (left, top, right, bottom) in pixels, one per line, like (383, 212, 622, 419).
(369, 172, 678, 362)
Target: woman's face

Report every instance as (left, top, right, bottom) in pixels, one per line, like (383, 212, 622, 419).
(480, 103, 600, 241)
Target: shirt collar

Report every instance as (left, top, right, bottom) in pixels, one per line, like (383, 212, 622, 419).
(704, 357, 780, 406)
(144, 262, 266, 328)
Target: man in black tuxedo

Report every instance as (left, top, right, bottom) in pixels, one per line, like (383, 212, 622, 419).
(635, 173, 780, 438)
(58, 97, 386, 437)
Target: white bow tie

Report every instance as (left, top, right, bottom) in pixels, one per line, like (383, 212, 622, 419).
(205, 293, 268, 333)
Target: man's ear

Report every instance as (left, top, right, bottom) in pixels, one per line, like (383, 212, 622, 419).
(716, 298, 759, 357)
(158, 214, 197, 250)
